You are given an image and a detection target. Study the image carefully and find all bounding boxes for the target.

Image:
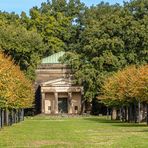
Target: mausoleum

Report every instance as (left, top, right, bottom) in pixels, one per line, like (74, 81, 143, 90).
(35, 51, 83, 114)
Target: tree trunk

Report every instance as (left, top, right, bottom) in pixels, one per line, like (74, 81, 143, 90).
(129, 103, 135, 122)
(128, 106, 130, 122)
(125, 106, 128, 122)
(146, 104, 148, 125)
(1, 109, 4, 127)
(134, 102, 137, 123)
(20, 109, 22, 121)
(22, 109, 24, 121)
(4, 109, 9, 126)
(0, 108, 1, 128)
(18, 109, 20, 122)
(9, 109, 12, 126)
(121, 106, 125, 122)
(128, 104, 132, 122)
(107, 107, 109, 119)
(138, 100, 141, 123)
(11, 109, 14, 124)
(120, 108, 122, 121)
(80, 100, 85, 115)
(16, 109, 18, 123)
(13, 109, 16, 124)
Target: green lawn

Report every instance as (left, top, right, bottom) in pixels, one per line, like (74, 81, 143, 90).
(0, 116, 148, 148)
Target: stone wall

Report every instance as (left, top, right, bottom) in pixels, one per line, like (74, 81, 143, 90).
(36, 64, 72, 84)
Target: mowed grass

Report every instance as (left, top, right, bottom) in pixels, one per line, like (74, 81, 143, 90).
(0, 116, 148, 148)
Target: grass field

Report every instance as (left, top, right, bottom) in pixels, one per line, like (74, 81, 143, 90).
(0, 116, 148, 148)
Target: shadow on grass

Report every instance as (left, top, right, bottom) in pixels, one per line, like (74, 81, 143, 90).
(84, 117, 121, 123)
(84, 117, 148, 127)
(112, 123, 147, 127)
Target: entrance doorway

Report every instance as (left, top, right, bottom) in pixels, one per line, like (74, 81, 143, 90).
(58, 98, 68, 113)
(45, 100, 51, 114)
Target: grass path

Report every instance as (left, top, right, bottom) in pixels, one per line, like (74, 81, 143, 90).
(0, 116, 148, 148)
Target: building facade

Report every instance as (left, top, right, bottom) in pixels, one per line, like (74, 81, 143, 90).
(35, 52, 83, 114)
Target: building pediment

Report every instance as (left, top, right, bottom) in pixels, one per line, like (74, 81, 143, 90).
(41, 78, 73, 87)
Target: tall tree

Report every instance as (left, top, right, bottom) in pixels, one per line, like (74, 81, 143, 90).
(0, 23, 45, 80)
(63, 1, 148, 102)
(28, 0, 85, 54)
(0, 53, 34, 109)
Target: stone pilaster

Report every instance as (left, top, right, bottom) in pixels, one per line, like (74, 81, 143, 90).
(68, 92, 72, 114)
(54, 92, 58, 114)
(41, 93, 45, 113)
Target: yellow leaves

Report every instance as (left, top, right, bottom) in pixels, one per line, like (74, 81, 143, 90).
(0, 52, 34, 108)
(100, 64, 148, 103)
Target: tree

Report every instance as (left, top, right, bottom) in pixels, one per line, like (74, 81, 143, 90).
(99, 65, 148, 122)
(0, 23, 45, 80)
(0, 52, 34, 109)
(28, 0, 85, 54)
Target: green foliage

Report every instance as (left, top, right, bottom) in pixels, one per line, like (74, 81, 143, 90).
(0, 0, 86, 80)
(29, 0, 85, 54)
(63, 0, 148, 101)
(0, 18, 46, 80)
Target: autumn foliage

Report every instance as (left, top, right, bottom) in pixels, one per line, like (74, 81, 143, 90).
(0, 53, 34, 109)
(100, 65, 148, 107)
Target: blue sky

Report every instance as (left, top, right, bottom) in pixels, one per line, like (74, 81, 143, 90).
(0, 0, 129, 15)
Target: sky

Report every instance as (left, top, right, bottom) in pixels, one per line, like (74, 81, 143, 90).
(0, 0, 129, 15)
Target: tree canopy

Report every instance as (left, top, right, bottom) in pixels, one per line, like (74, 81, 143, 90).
(99, 65, 148, 107)
(62, 0, 148, 101)
(0, 53, 34, 109)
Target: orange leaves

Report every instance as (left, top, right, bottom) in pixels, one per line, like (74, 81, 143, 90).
(100, 65, 148, 105)
(0, 52, 34, 108)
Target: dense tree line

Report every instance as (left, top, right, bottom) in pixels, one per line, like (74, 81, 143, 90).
(0, 52, 34, 127)
(99, 65, 148, 123)
(0, 0, 147, 111)
(62, 0, 148, 103)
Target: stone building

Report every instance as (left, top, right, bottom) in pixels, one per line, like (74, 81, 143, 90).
(35, 51, 83, 114)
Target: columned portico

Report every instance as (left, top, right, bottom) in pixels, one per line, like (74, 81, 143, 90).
(41, 78, 83, 114)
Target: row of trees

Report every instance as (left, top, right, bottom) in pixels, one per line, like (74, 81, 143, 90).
(0, 52, 34, 127)
(99, 65, 148, 123)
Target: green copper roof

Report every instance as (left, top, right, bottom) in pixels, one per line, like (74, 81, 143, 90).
(42, 51, 65, 64)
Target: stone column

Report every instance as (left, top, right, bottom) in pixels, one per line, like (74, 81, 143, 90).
(41, 93, 45, 113)
(54, 92, 58, 114)
(68, 93, 72, 114)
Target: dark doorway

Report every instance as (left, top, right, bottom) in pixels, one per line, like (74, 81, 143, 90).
(58, 98, 68, 113)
